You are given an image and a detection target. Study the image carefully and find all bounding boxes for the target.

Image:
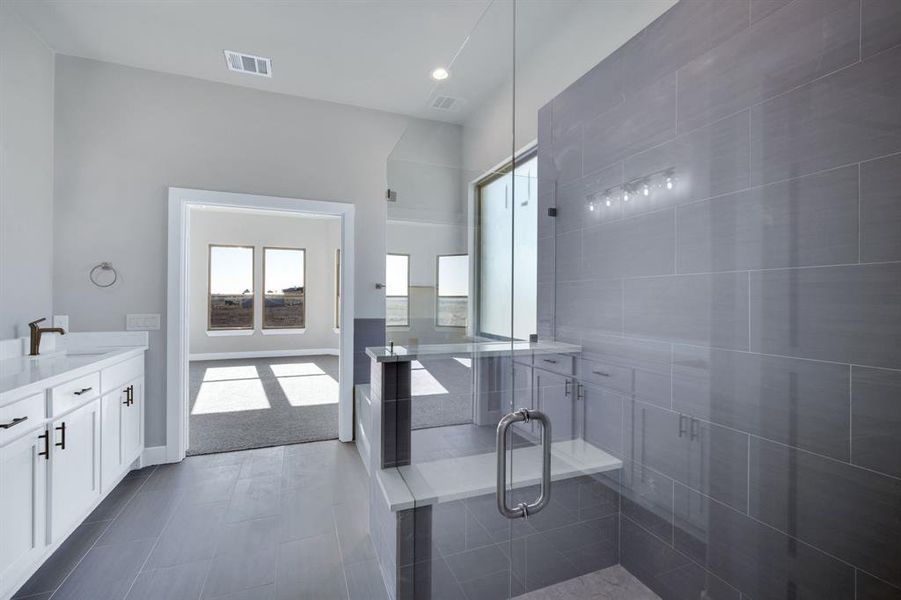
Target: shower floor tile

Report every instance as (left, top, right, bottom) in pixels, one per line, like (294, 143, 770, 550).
(515, 565, 659, 600)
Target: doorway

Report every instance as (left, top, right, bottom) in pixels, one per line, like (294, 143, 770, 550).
(166, 188, 355, 462)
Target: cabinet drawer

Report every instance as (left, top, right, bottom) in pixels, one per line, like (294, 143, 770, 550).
(101, 355, 144, 394)
(581, 359, 633, 394)
(50, 372, 100, 416)
(532, 353, 575, 376)
(0, 393, 45, 444)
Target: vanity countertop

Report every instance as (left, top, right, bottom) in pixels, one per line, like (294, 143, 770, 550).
(0, 341, 147, 406)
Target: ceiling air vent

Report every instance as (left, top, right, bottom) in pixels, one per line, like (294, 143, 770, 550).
(224, 50, 272, 78)
(430, 95, 464, 112)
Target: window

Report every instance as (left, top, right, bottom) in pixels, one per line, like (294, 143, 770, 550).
(334, 249, 341, 329)
(209, 245, 254, 330)
(263, 247, 305, 329)
(386, 254, 410, 327)
(437, 254, 468, 327)
(477, 152, 537, 340)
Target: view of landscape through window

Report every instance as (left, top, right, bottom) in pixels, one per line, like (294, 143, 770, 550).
(437, 254, 468, 327)
(385, 253, 409, 327)
(208, 245, 254, 329)
(263, 247, 305, 328)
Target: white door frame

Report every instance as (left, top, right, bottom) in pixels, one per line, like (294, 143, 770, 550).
(166, 187, 355, 462)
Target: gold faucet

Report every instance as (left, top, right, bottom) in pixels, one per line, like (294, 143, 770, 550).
(28, 318, 65, 356)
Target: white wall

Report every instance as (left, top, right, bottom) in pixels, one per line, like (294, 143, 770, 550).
(0, 6, 54, 339)
(52, 56, 420, 446)
(460, 0, 675, 175)
(188, 208, 340, 357)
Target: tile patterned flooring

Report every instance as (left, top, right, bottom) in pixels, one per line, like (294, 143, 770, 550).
(13, 441, 384, 600)
(14, 438, 658, 600)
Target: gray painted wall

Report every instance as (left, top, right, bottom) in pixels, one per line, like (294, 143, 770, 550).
(52, 56, 418, 446)
(0, 6, 54, 339)
(538, 0, 901, 598)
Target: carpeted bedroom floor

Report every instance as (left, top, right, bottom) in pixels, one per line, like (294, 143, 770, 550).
(188, 355, 340, 455)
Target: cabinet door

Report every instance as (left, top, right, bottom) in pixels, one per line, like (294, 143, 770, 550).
(50, 399, 100, 542)
(534, 370, 574, 442)
(122, 379, 143, 466)
(0, 429, 48, 591)
(100, 390, 123, 493)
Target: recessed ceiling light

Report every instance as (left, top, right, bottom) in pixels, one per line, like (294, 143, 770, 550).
(431, 67, 449, 81)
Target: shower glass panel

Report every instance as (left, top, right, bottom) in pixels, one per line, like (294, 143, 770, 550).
(373, 1, 901, 599)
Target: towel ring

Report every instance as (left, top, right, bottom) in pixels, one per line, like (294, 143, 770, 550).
(90, 262, 118, 288)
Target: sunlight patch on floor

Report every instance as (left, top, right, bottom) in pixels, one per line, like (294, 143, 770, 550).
(411, 366, 449, 396)
(269, 362, 326, 377)
(202, 365, 259, 382)
(278, 374, 339, 406)
(453, 357, 471, 368)
(192, 379, 270, 414)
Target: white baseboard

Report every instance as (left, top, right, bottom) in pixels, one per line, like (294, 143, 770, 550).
(140, 445, 170, 467)
(188, 348, 339, 361)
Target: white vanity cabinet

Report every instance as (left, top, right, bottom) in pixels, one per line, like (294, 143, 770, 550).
(49, 398, 101, 542)
(0, 343, 147, 600)
(0, 423, 48, 595)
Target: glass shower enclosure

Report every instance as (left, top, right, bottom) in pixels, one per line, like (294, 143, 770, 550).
(361, 1, 901, 599)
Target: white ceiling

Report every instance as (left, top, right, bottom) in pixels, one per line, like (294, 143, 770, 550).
(10, 0, 583, 123)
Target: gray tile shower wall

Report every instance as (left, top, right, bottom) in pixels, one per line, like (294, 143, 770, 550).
(537, 0, 901, 597)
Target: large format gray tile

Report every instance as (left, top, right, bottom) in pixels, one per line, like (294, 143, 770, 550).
(85, 474, 149, 523)
(555, 279, 622, 337)
(749, 438, 901, 587)
(673, 483, 854, 599)
(552, 48, 624, 147)
(750, 0, 792, 24)
(13, 521, 108, 598)
(276, 531, 347, 600)
(623, 400, 749, 511)
(146, 501, 227, 569)
(672, 345, 850, 459)
(857, 571, 901, 600)
(749, 44, 901, 186)
(95, 488, 181, 546)
(503, 531, 584, 592)
(749, 263, 901, 369)
(862, 0, 901, 59)
(52, 538, 155, 600)
(582, 209, 675, 279)
(851, 366, 901, 478)
(333, 501, 377, 565)
(623, 112, 750, 218)
(444, 544, 511, 585)
(580, 333, 671, 409)
(553, 229, 581, 283)
(624, 272, 749, 351)
(278, 484, 335, 542)
(676, 165, 859, 273)
(582, 383, 624, 457)
(620, 462, 674, 543)
(399, 556, 468, 600)
(860, 153, 901, 263)
(202, 516, 281, 598)
(677, 0, 860, 132)
(225, 475, 281, 523)
(344, 559, 388, 600)
(555, 163, 623, 234)
(125, 560, 209, 600)
(620, 516, 706, 600)
(620, 0, 749, 94)
(582, 73, 676, 175)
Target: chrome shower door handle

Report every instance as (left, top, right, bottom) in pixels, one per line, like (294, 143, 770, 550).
(496, 408, 552, 519)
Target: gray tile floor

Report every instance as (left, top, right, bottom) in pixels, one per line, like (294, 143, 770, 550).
(14, 440, 386, 600)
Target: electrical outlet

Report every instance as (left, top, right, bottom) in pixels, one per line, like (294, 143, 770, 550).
(126, 314, 160, 331)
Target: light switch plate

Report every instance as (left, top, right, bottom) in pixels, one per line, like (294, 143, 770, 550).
(127, 313, 161, 331)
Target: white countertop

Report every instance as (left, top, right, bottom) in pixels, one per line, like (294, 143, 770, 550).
(0, 334, 148, 405)
(376, 438, 622, 511)
(366, 340, 581, 363)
